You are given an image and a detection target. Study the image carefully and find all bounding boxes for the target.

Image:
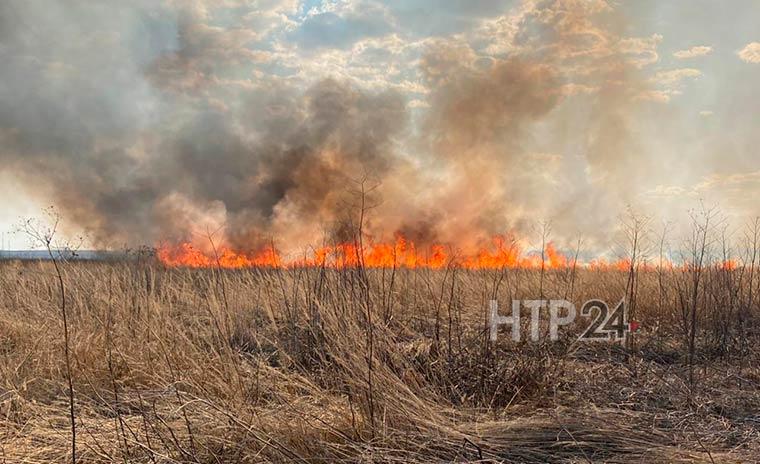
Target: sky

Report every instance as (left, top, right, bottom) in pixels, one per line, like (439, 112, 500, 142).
(0, 0, 759, 252)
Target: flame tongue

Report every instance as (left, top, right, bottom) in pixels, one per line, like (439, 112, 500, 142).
(157, 243, 281, 268)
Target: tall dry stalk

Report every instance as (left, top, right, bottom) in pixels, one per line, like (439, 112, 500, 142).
(679, 206, 720, 391)
(22, 211, 77, 463)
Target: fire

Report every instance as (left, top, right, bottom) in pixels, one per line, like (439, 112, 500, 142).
(156, 236, 743, 271)
(157, 242, 281, 269)
(588, 258, 632, 272)
(157, 235, 572, 270)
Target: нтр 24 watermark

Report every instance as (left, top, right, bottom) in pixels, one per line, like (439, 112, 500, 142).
(489, 299, 638, 342)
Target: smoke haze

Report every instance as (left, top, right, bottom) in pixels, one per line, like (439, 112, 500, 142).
(1, 0, 759, 253)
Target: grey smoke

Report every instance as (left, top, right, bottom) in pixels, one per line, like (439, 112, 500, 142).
(0, 1, 409, 250)
(0, 0, 660, 252)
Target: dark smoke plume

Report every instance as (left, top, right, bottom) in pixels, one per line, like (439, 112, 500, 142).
(0, 0, 658, 252)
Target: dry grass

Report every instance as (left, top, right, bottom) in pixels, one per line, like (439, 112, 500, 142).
(0, 259, 759, 463)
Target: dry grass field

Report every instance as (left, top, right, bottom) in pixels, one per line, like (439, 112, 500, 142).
(3, 0, 759, 463)
(1, 258, 759, 463)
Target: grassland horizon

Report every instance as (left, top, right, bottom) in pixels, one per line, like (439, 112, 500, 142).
(2, 240, 759, 462)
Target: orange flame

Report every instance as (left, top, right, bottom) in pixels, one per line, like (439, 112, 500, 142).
(157, 242, 281, 269)
(157, 235, 572, 270)
(156, 236, 744, 271)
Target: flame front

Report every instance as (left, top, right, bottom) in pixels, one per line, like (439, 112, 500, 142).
(156, 235, 580, 270)
(156, 237, 742, 271)
(157, 242, 282, 269)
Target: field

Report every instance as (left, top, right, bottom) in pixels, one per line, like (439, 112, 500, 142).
(1, 259, 759, 463)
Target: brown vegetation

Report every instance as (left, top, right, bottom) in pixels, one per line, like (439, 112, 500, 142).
(0, 257, 759, 463)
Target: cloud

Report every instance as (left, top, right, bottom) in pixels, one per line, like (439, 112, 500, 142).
(645, 185, 688, 197)
(738, 42, 760, 63)
(382, 0, 515, 38)
(289, 4, 394, 50)
(615, 34, 663, 68)
(512, 0, 661, 71)
(561, 83, 600, 96)
(407, 99, 429, 108)
(635, 68, 700, 103)
(673, 45, 712, 59)
(648, 171, 760, 198)
(636, 90, 676, 103)
(695, 171, 760, 191)
(652, 68, 702, 85)
(645, 171, 760, 218)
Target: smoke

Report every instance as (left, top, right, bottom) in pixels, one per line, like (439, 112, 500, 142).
(0, 0, 660, 252)
(415, 47, 561, 245)
(404, 0, 661, 248)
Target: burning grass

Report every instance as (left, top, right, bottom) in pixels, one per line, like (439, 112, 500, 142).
(155, 235, 572, 270)
(0, 259, 759, 463)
